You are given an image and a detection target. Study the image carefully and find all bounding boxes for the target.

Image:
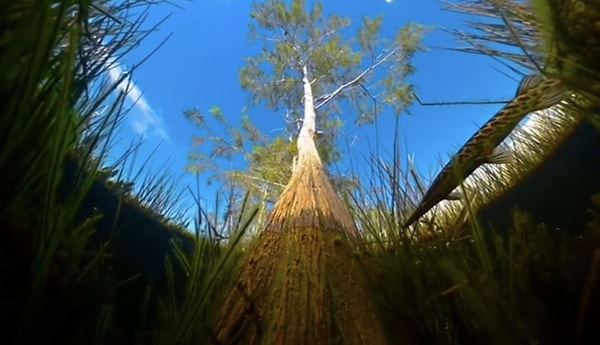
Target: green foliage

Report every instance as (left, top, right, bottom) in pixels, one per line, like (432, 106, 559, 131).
(157, 195, 256, 345)
(186, 0, 425, 216)
(4, 0, 596, 344)
(241, 0, 425, 123)
(0, 1, 105, 336)
(0, 0, 192, 343)
(186, 106, 294, 230)
(249, 136, 296, 188)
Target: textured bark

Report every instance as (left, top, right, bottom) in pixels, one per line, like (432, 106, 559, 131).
(212, 65, 386, 344)
(212, 226, 386, 345)
(212, 142, 387, 344)
(265, 149, 360, 239)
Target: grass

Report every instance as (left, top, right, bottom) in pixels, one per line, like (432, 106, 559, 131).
(348, 133, 600, 343)
(0, 1, 110, 342)
(1, 0, 599, 344)
(0, 0, 207, 343)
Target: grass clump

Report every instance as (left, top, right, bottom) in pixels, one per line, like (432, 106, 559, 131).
(347, 134, 600, 344)
(0, 0, 213, 343)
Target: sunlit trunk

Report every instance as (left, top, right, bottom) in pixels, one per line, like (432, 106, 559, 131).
(294, 64, 321, 172)
(211, 63, 386, 345)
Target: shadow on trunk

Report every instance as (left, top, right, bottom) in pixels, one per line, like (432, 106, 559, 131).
(212, 138, 387, 344)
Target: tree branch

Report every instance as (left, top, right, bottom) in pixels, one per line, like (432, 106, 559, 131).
(315, 48, 397, 110)
(413, 93, 511, 106)
(237, 173, 287, 188)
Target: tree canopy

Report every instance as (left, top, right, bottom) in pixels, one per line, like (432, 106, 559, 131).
(186, 0, 425, 216)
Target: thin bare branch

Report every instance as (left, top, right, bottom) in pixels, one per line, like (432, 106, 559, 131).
(413, 93, 511, 106)
(315, 48, 397, 110)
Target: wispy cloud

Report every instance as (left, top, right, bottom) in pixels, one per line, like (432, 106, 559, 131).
(106, 60, 168, 140)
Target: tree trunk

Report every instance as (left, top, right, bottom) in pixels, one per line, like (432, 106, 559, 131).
(211, 66, 387, 344)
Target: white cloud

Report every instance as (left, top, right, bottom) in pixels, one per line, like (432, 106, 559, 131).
(384, 0, 394, 3)
(106, 60, 168, 140)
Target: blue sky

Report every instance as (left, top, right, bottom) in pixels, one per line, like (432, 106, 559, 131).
(105, 0, 524, 222)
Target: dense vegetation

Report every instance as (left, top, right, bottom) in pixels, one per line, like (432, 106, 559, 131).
(0, 0, 598, 344)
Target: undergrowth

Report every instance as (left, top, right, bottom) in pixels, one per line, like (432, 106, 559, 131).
(0, 0, 599, 345)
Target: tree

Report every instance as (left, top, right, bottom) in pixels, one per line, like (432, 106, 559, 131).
(240, 0, 422, 127)
(187, 0, 424, 233)
(203, 1, 425, 344)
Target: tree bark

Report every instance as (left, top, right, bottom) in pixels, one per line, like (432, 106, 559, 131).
(211, 65, 387, 344)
